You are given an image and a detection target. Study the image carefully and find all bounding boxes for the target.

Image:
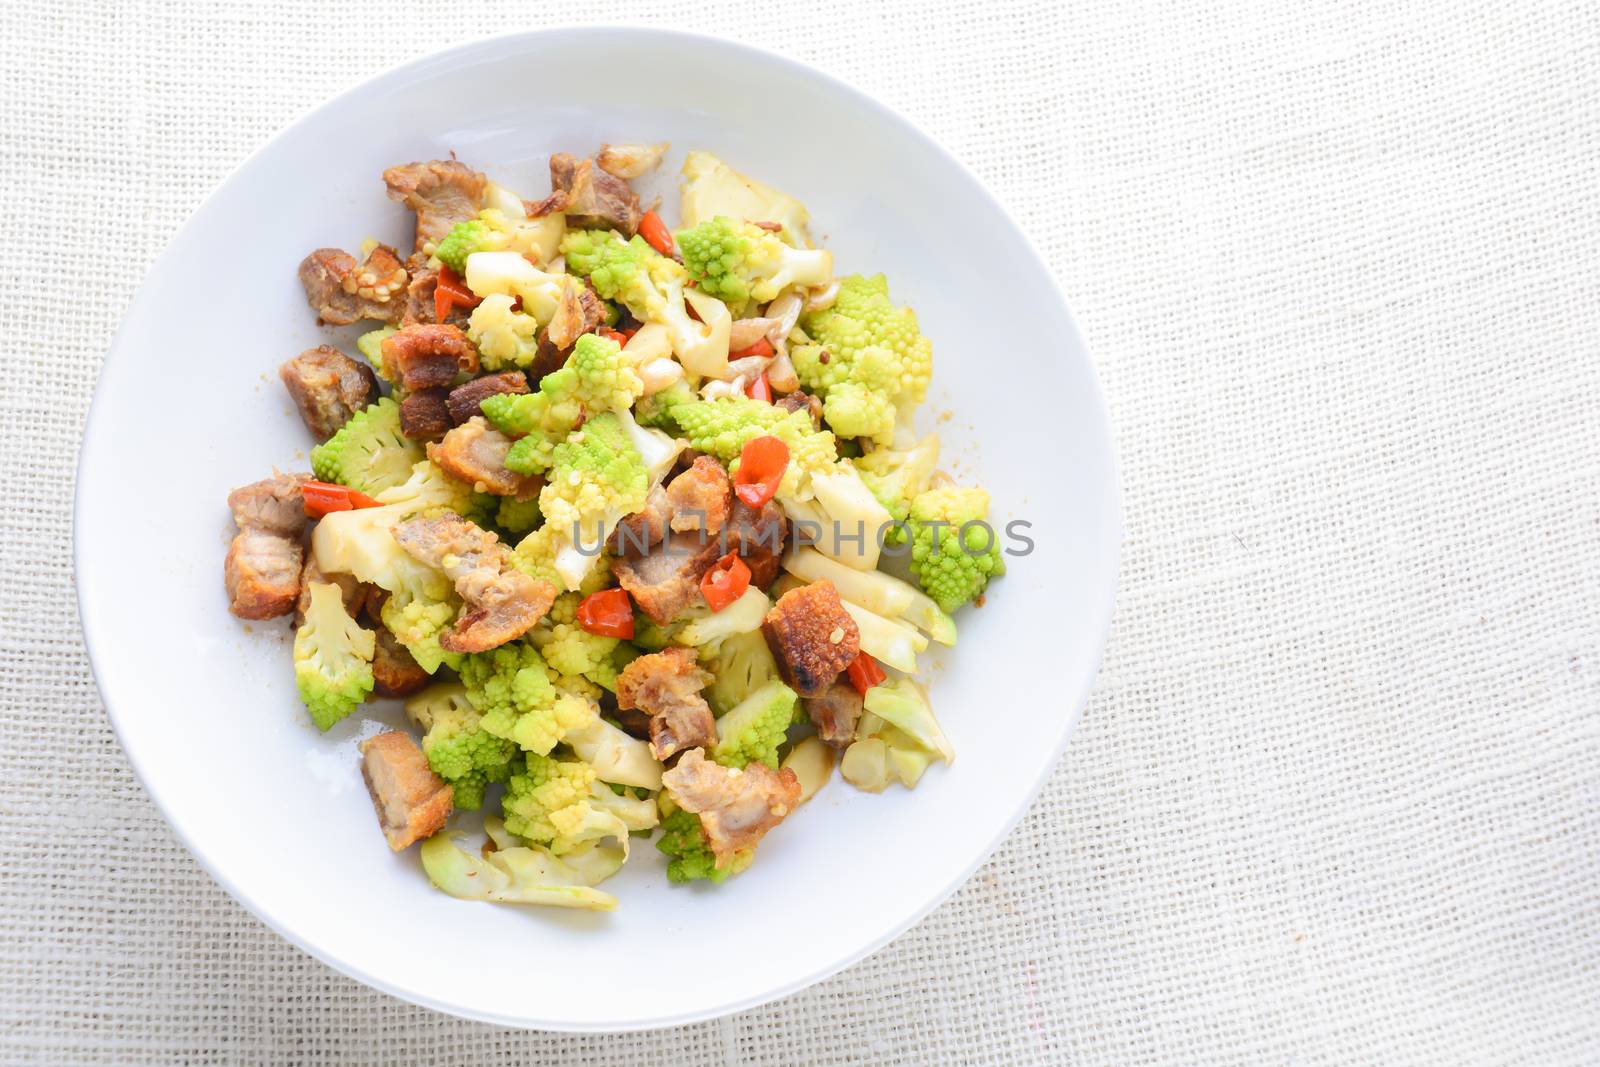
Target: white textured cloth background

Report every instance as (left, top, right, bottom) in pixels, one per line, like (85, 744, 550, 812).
(3, 0, 1598, 1062)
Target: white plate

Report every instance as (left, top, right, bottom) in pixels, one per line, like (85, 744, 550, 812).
(75, 28, 1120, 1031)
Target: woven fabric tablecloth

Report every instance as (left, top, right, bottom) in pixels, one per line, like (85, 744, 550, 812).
(5, 0, 1599, 1062)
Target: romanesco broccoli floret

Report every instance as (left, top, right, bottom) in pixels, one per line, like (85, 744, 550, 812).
(495, 495, 541, 536)
(467, 293, 542, 371)
(567, 332, 644, 414)
(459, 642, 596, 756)
(674, 216, 832, 305)
(405, 682, 517, 810)
(711, 679, 798, 769)
(634, 377, 695, 431)
(501, 752, 642, 855)
(705, 629, 781, 716)
(906, 486, 1004, 613)
(656, 809, 753, 884)
(796, 274, 932, 416)
(561, 230, 727, 375)
(671, 397, 837, 498)
(310, 398, 425, 495)
(293, 582, 375, 731)
(356, 327, 397, 380)
(536, 622, 620, 682)
(379, 458, 495, 526)
(537, 412, 649, 549)
(380, 589, 461, 674)
(482, 368, 585, 476)
(434, 218, 496, 274)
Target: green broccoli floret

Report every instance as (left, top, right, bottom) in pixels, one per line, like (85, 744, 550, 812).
(634, 377, 695, 431)
(293, 582, 374, 730)
(310, 398, 425, 495)
(711, 679, 798, 769)
(906, 486, 1004, 613)
(434, 218, 496, 275)
(459, 642, 597, 756)
(795, 275, 933, 433)
(671, 397, 837, 498)
(405, 682, 517, 810)
(656, 808, 753, 884)
(495, 495, 542, 536)
(674, 216, 833, 305)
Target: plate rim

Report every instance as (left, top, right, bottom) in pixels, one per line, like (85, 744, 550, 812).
(73, 24, 1122, 1031)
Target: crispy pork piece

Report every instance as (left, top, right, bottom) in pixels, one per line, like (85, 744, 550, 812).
(371, 628, 430, 698)
(606, 484, 671, 555)
(803, 681, 864, 750)
(224, 473, 309, 620)
(426, 417, 543, 497)
(660, 749, 801, 867)
(666, 455, 732, 537)
(615, 647, 717, 760)
(359, 731, 453, 850)
(380, 323, 478, 392)
(297, 245, 408, 326)
(761, 580, 859, 698)
(533, 153, 644, 235)
(393, 514, 556, 652)
(399, 388, 452, 441)
(383, 159, 487, 261)
(446, 371, 529, 425)
(278, 345, 378, 440)
(612, 530, 722, 625)
(724, 497, 789, 589)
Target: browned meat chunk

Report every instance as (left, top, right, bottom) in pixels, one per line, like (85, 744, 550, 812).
(446, 371, 529, 424)
(372, 628, 430, 698)
(399, 388, 452, 441)
(535, 153, 644, 235)
(381, 323, 478, 392)
(762, 580, 859, 698)
(616, 647, 717, 760)
(426, 417, 543, 498)
(359, 731, 453, 850)
(298, 245, 409, 326)
(612, 530, 722, 625)
(278, 345, 378, 440)
(399, 268, 471, 328)
(803, 681, 863, 750)
(606, 484, 670, 556)
(383, 159, 487, 260)
(393, 514, 556, 652)
(725, 498, 789, 589)
(661, 749, 801, 867)
(293, 555, 370, 627)
(666, 455, 732, 536)
(224, 473, 309, 620)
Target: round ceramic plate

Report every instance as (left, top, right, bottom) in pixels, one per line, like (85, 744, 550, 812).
(75, 28, 1119, 1030)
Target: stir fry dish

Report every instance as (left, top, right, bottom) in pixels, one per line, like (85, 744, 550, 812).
(224, 145, 1004, 911)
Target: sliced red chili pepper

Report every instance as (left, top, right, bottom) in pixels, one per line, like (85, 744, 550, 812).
(730, 336, 775, 359)
(598, 327, 630, 345)
(302, 480, 382, 519)
(745, 372, 773, 403)
(733, 435, 789, 508)
(700, 553, 752, 613)
(433, 264, 481, 322)
(577, 588, 635, 639)
(638, 210, 675, 256)
(846, 652, 887, 696)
